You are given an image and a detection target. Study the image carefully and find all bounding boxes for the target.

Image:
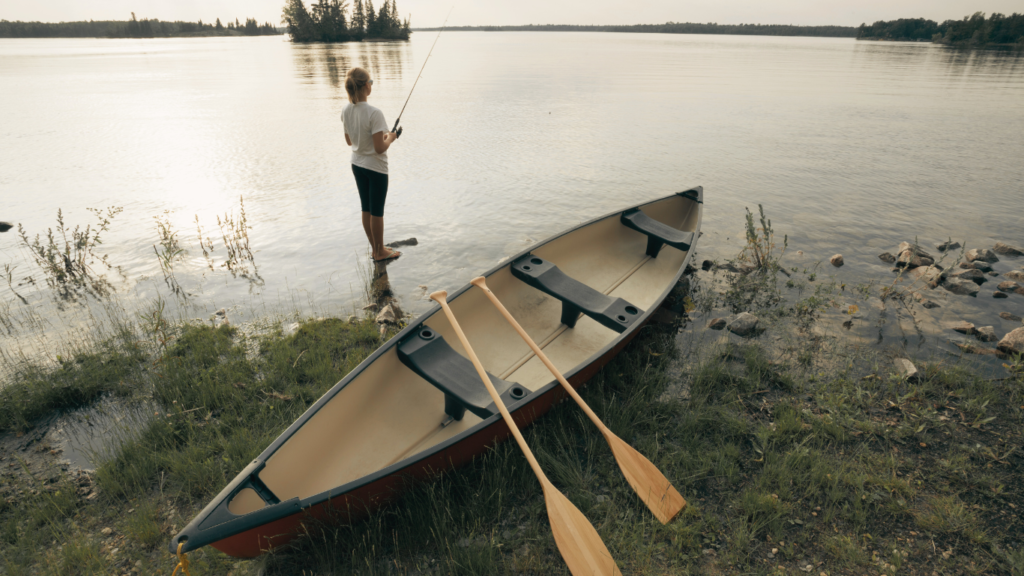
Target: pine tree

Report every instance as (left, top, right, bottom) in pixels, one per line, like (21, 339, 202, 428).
(215, 18, 223, 30)
(364, 0, 377, 37)
(351, 0, 365, 36)
(281, 0, 315, 41)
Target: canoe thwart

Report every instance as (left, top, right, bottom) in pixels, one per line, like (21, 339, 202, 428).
(510, 254, 643, 334)
(398, 326, 531, 421)
(620, 208, 695, 258)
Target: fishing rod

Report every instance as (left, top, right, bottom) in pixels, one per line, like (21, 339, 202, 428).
(391, 4, 455, 135)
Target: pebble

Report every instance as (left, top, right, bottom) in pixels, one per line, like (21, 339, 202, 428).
(830, 254, 844, 267)
(101, 527, 113, 536)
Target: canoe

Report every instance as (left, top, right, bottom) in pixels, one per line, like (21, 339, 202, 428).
(170, 187, 703, 558)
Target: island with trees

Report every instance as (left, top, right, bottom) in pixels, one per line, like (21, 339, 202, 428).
(0, 14, 280, 38)
(281, 0, 410, 42)
(857, 12, 1023, 47)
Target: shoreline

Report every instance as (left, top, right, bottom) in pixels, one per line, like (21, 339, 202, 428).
(2, 221, 1022, 574)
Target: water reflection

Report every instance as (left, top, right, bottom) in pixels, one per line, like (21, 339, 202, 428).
(290, 40, 411, 97)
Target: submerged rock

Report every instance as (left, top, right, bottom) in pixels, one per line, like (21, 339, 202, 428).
(941, 278, 980, 297)
(386, 237, 419, 248)
(896, 244, 934, 269)
(909, 265, 945, 287)
(0, 222, 12, 233)
(966, 248, 999, 263)
(728, 312, 760, 337)
(975, 326, 998, 343)
(994, 291, 1009, 299)
(997, 327, 1024, 355)
(935, 240, 961, 252)
(878, 252, 896, 264)
(1004, 270, 1024, 283)
(997, 281, 1021, 292)
(830, 254, 844, 267)
(1000, 312, 1023, 323)
(993, 242, 1024, 257)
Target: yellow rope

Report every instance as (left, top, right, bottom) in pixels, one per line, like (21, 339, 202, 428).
(171, 542, 192, 576)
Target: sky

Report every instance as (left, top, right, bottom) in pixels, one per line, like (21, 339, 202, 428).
(1, 0, 1018, 28)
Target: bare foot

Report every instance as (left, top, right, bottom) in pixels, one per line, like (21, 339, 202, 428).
(372, 248, 401, 262)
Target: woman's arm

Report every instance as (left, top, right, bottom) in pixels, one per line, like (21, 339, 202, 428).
(372, 131, 398, 154)
(345, 133, 352, 146)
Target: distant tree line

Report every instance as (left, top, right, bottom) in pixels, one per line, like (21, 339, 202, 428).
(281, 0, 410, 42)
(0, 14, 280, 38)
(414, 22, 857, 38)
(857, 12, 1024, 46)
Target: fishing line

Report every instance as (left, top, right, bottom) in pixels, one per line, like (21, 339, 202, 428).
(391, 3, 455, 133)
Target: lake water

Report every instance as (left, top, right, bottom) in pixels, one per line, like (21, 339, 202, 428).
(1, 32, 1023, 364)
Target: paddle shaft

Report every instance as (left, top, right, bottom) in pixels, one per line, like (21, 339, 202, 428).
(391, 4, 454, 133)
(429, 292, 548, 483)
(470, 278, 607, 434)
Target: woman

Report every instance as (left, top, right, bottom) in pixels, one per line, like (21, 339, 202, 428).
(342, 67, 401, 262)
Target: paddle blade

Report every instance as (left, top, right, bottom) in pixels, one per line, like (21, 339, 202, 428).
(606, 433, 686, 524)
(543, 482, 621, 576)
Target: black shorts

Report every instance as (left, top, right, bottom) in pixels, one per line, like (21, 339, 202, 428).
(351, 164, 389, 217)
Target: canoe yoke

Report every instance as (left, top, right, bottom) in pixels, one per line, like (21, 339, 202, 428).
(620, 207, 695, 258)
(510, 254, 643, 334)
(398, 326, 531, 422)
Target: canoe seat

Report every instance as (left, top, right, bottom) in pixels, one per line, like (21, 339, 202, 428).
(398, 326, 530, 421)
(620, 207, 695, 258)
(510, 254, 644, 334)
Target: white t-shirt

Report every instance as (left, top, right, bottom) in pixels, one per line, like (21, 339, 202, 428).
(341, 102, 390, 174)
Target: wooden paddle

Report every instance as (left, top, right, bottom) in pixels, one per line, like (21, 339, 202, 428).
(429, 291, 621, 576)
(470, 276, 686, 524)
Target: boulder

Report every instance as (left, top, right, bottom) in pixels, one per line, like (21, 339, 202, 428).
(878, 252, 896, 264)
(948, 268, 987, 285)
(830, 254, 844, 267)
(707, 318, 726, 330)
(997, 327, 1024, 355)
(1000, 312, 1023, 323)
(909, 265, 945, 287)
(997, 281, 1021, 292)
(941, 277, 980, 297)
(966, 248, 999, 263)
(0, 222, 12, 233)
(893, 358, 919, 381)
(935, 240, 961, 252)
(975, 326, 998, 343)
(993, 242, 1024, 257)
(946, 321, 976, 335)
(960, 261, 993, 273)
(727, 312, 760, 337)
(1004, 270, 1024, 283)
(994, 291, 1009, 299)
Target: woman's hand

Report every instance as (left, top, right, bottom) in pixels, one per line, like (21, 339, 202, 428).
(372, 131, 398, 154)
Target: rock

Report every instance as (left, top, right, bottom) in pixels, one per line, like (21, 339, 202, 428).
(941, 277, 980, 297)
(1000, 312, 1023, 323)
(975, 326, 998, 342)
(997, 281, 1021, 292)
(830, 254, 844, 267)
(701, 260, 714, 271)
(707, 318, 727, 330)
(214, 308, 226, 317)
(101, 527, 113, 536)
(896, 248, 934, 269)
(878, 252, 896, 263)
(908, 265, 945, 287)
(283, 322, 300, 337)
(953, 341, 1003, 356)
(989, 271, 999, 277)
(994, 291, 1009, 299)
(946, 321, 976, 334)
(960, 261, 993, 273)
(1018, 287, 1024, 296)
(375, 304, 397, 324)
(997, 327, 1024, 355)
(386, 237, 418, 248)
(920, 299, 940, 309)
(898, 242, 934, 259)
(1005, 270, 1024, 283)
(966, 248, 999, 263)
(993, 242, 1024, 257)
(948, 268, 987, 285)
(0, 222, 12, 233)
(935, 240, 961, 251)
(893, 358, 919, 381)
(727, 312, 760, 337)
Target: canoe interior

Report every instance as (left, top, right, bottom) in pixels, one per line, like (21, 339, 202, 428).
(230, 194, 699, 515)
